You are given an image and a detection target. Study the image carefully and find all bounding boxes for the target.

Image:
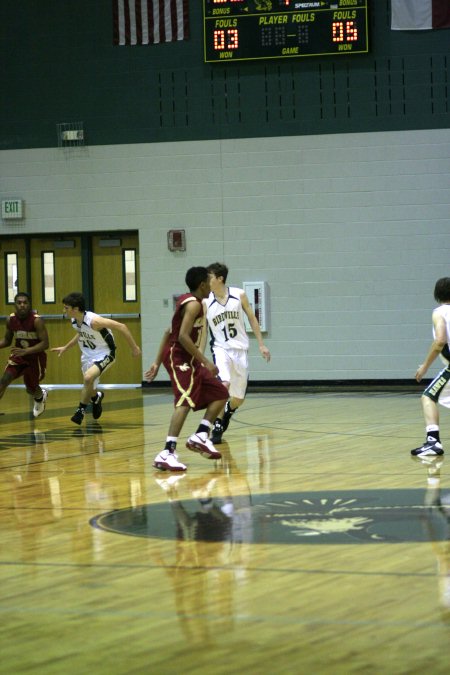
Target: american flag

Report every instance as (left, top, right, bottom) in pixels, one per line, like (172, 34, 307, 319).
(391, 0, 450, 30)
(113, 0, 189, 45)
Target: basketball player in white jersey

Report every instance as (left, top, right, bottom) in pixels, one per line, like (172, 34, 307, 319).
(205, 262, 270, 444)
(52, 292, 141, 424)
(412, 277, 450, 457)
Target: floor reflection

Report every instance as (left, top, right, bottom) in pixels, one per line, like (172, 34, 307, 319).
(416, 456, 450, 615)
(149, 444, 253, 643)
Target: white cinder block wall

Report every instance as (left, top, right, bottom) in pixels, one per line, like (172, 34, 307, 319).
(1, 128, 449, 382)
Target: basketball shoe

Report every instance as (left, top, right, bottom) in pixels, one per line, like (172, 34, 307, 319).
(92, 391, 104, 420)
(211, 419, 223, 444)
(71, 407, 85, 425)
(221, 401, 234, 433)
(33, 388, 48, 418)
(411, 438, 444, 457)
(153, 449, 187, 472)
(186, 433, 222, 460)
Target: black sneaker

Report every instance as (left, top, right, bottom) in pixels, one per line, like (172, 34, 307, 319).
(92, 391, 104, 420)
(221, 401, 234, 433)
(411, 439, 444, 457)
(211, 420, 223, 445)
(71, 407, 85, 425)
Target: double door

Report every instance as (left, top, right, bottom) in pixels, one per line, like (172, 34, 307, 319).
(0, 234, 141, 385)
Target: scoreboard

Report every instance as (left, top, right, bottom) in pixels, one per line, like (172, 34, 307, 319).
(203, 0, 369, 63)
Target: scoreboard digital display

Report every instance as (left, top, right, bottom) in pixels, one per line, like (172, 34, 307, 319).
(203, 0, 369, 63)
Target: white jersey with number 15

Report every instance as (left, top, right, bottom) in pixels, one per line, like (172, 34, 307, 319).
(205, 287, 249, 352)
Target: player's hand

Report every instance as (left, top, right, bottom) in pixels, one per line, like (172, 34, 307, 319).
(415, 364, 427, 382)
(145, 363, 160, 381)
(260, 345, 271, 362)
(50, 346, 66, 357)
(204, 360, 219, 377)
(11, 347, 27, 357)
(131, 345, 142, 358)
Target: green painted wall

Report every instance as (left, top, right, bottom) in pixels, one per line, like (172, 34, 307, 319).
(1, 1, 449, 150)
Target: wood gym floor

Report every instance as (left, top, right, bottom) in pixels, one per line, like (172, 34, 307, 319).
(0, 387, 448, 674)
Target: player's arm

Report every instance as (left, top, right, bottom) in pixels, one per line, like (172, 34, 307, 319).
(199, 299, 208, 354)
(51, 333, 79, 356)
(35, 317, 49, 352)
(91, 315, 141, 357)
(241, 292, 271, 362)
(415, 311, 447, 382)
(145, 328, 170, 381)
(179, 301, 218, 375)
(12, 316, 49, 356)
(0, 320, 14, 350)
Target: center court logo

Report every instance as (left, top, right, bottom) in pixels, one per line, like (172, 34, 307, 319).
(91, 489, 448, 545)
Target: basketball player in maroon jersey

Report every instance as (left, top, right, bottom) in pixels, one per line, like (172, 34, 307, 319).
(145, 267, 229, 471)
(0, 292, 49, 417)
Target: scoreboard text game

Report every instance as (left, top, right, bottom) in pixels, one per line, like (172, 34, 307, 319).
(203, 0, 369, 63)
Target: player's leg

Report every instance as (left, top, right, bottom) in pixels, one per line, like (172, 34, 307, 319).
(89, 353, 115, 420)
(154, 357, 196, 471)
(154, 405, 190, 472)
(210, 347, 231, 443)
(215, 349, 249, 440)
(71, 362, 102, 425)
(411, 369, 449, 456)
(221, 395, 244, 432)
(72, 354, 114, 424)
(185, 370, 228, 460)
(0, 369, 14, 401)
(186, 398, 227, 460)
(23, 362, 48, 418)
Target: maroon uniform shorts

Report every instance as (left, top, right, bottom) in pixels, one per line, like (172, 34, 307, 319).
(4, 353, 46, 390)
(164, 348, 228, 411)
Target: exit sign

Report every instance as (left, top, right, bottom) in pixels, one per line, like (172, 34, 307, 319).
(2, 199, 24, 219)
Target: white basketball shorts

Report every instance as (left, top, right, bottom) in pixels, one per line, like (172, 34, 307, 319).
(213, 346, 248, 399)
